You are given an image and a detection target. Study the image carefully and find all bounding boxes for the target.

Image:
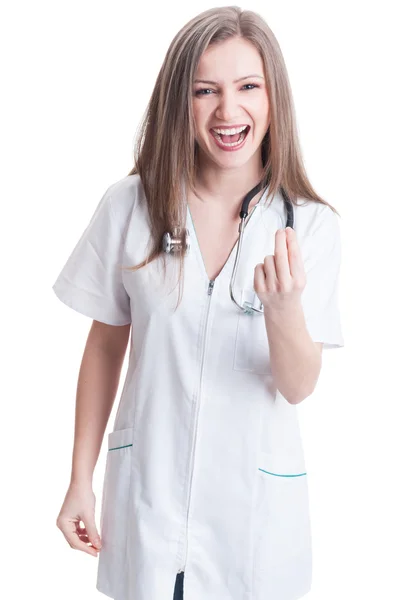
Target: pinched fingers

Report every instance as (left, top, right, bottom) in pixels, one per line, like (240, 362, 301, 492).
(57, 515, 100, 557)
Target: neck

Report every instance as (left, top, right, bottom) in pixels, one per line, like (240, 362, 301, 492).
(193, 153, 265, 207)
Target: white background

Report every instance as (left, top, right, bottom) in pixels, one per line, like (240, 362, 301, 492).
(2, 1, 397, 598)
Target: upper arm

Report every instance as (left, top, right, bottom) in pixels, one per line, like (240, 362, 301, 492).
(89, 320, 131, 358)
(315, 341, 323, 355)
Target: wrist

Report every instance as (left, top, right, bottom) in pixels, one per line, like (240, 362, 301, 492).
(263, 298, 304, 325)
(70, 473, 94, 489)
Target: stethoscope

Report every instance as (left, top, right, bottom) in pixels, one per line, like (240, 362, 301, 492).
(162, 182, 295, 314)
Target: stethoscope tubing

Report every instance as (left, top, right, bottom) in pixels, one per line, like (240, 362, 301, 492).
(230, 185, 294, 314)
(162, 183, 294, 314)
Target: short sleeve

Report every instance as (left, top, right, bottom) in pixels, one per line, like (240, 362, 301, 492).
(300, 208, 344, 349)
(52, 187, 131, 326)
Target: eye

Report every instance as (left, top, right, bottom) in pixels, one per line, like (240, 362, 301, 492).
(242, 84, 259, 91)
(193, 83, 260, 96)
(194, 88, 213, 96)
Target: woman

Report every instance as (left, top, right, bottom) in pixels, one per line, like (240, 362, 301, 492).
(53, 6, 344, 600)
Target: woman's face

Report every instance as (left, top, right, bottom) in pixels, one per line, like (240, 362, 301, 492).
(192, 37, 270, 171)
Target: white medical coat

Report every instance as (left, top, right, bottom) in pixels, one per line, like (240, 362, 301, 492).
(52, 174, 344, 600)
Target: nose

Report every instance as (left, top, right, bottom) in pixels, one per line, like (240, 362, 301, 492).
(215, 89, 242, 123)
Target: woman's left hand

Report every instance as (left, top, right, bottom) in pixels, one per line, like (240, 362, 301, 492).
(253, 227, 307, 313)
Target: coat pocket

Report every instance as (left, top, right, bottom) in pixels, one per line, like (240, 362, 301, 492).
(252, 451, 312, 595)
(107, 427, 134, 452)
(97, 427, 134, 597)
(233, 287, 272, 375)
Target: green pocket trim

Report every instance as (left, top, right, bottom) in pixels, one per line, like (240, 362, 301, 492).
(258, 467, 306, 477)
(108, 443, 133, 451)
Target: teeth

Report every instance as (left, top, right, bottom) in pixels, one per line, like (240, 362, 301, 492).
(212, 125, 248, 135)
(212, 129, 247, 147)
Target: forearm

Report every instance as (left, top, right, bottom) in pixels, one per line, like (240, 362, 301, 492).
(264, 300, 321, 405)
(70, 338, 126, 486)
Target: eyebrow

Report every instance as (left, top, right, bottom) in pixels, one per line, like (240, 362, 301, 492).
(193, 74, 264, 85)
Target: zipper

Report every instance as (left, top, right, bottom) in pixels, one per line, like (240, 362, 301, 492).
(179, 278, 215, 571)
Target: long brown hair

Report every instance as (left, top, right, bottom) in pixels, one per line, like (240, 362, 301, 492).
(125, 5, 339, 307)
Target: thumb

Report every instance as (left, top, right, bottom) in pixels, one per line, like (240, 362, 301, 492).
(85, 519, 102, 549)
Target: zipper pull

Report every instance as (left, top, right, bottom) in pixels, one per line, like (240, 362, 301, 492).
(208, 280, 215, 296)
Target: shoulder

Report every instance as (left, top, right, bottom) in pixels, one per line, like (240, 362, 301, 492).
(278, 198, 343, 269)
(103, 173, 145, 231)
(295, 200, 342, 271)
(294, 198, 341, 238)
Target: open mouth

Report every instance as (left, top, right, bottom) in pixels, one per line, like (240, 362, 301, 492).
(210, 125, 250, 147)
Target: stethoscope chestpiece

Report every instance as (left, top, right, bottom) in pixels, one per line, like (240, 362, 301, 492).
(162, 227, 190, 255)
(243, 301, 257, 315)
